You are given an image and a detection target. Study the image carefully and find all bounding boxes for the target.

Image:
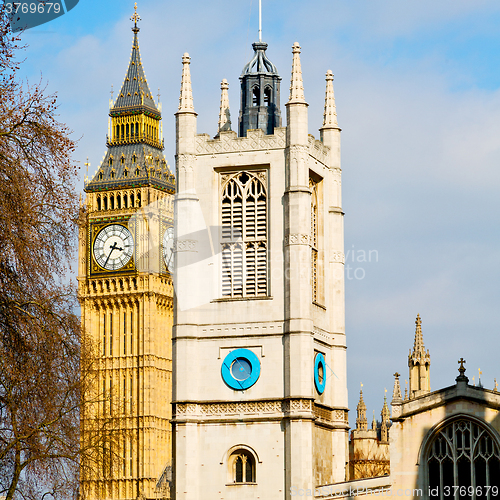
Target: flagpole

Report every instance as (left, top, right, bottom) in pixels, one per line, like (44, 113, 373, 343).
(259, 0, 262, 42)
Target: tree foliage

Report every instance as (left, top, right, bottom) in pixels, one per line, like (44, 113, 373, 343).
(0, 6, 98, 500)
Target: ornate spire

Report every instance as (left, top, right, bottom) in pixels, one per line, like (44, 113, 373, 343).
(371, 410, 377, 430)
(391, 372, 402, 404)
(217, 79, 231, 135)
(380, 390, 390, 442)
(412, 314, 426, 357)
(356, 385, 368, 431)
(408, 314, 431, 398)
(381, 391, 390, 421)
(322, 70, 339, 129)
(288, 42, 306, 104)
(112, 8, 158, 114)
(178, 53, 195, 113)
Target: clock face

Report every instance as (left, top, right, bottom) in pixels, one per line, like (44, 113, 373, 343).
(162, 226, 174, 272)
(93, 224, 134, 271)
(314, 352, 326, 394)
(221, 348, 261, 390)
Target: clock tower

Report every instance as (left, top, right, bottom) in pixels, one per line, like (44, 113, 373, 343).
(78, 6, 175, 500)
(173, 40, 348, 499)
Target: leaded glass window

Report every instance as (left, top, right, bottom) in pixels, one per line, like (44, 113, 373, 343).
(427, 418, 500, 500)
(221, 171, 267, 297)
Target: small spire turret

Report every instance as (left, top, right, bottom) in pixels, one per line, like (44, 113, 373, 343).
(356, 385, 368, 431)
(216, 79, 231, 136)
(372, 410, 377, 431)
(408, 314, 431, 399)
(322, 70, 339, 129)
(179, 53, 195, 113)
(288, 42, 306, 104)
(391, 373, 402, 404)
(380, 390, 390, 443)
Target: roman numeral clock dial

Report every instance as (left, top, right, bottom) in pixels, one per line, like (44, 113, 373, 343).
(93, 224, 134, 271)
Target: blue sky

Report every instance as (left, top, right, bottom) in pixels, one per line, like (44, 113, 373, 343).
(17, 0, 500, 422)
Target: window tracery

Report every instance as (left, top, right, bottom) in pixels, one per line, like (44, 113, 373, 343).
(427, 418, 500, 500)
(221, 171, 267, 297)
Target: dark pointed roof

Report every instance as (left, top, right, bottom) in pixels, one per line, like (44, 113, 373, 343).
(241, 42, 279, 76)
(85, 143, 174, 193)
(112, 28, 159, 115)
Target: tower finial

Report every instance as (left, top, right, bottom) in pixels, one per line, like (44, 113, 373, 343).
(216, 79, 231, 136)
(288, 42, 306, 104)
(178, 53, 195, 113)
(322, 70, 339, 129)
(131, 2, 141, 32)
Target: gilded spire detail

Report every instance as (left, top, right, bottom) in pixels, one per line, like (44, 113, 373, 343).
(288, 42, 306, 104)
(131, 2, 141, 32)
(322, 70, 339, 128)
(217, 79, 231, 135)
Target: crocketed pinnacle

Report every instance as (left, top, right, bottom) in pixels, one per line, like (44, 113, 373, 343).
(371, 411, 377, 430)
(392, 372, 402, 404)
(288, 42, 306, 104)
(381, 393, 390, 422)
(356, 387, 368, 431)
(412, 314, 425, 357)
(217, 79, 231, 134)
(322, 70, 339, 128)
(178, 53, 194, 112)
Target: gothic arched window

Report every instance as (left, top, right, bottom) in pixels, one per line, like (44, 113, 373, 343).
(230, 450, 255, 484)
(426, 418, 500, 500)
(221, 171, 267, 297)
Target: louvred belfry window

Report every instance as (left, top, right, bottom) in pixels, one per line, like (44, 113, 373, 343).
(310, 177, 319, 303)
(221, 171, 267, 297)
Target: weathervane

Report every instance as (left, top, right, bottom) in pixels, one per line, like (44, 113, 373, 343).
(131, 3, 141, 31)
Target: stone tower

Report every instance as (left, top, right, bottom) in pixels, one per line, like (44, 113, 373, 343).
(78, 7, 175, 500)
(172, 40, 347, 500)
(408, 314, 431, 398)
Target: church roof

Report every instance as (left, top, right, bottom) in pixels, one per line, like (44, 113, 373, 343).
(241, 42, 279, 76)
(112, 24, 159, 116)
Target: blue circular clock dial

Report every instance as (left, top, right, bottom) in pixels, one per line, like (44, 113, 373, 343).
(221, 348, 260, 390)
(314, 352, 326, 394)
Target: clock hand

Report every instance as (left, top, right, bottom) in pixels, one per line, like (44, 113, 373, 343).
(103, 241, 123, 268)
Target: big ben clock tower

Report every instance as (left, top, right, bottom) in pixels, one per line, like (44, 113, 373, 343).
(78, 6, 175, 500)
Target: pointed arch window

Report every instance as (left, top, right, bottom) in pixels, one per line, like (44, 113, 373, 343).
(221, 171, 267, 297)
(426, 418, 500, 500)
